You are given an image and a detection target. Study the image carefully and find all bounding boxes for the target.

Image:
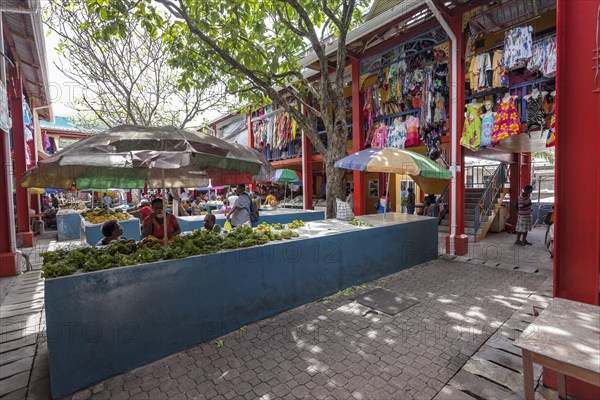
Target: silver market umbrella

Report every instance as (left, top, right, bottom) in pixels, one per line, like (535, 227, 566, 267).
(21, 125, 273, 189)
(21, 125, 273, 243)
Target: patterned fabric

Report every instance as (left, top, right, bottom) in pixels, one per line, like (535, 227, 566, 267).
(516, 215, 532, 232)
(371, 125, 389, 148)
(336, 198, 354, 221)
(387, 119, 407, 149)
(492, 50, 506, 88)
(491, 97, 520, 145)
(518, 193, 532, 216)
(546, 100, 556, 147)
(405, 116, 420, 147)
(423, 125, 442, 157)
(526, 94, 546, 134)
(460, 104, 482, 151)
(504, 26, 533, 69)
(529, 36, 557, 77)
(480, 113, 495, 149)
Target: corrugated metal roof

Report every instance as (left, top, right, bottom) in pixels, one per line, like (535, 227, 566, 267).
(2, 0, 52, 120)
(367, 0, 407, 20)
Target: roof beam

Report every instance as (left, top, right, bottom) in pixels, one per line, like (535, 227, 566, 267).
(2, 16, 22, 72)
(360, 19, 439, 59)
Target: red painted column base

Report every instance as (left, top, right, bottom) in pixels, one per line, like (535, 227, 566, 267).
(16, 232, 33, 248)
(446, 234, 469, 256)
(0, 253, 18, 277)
(542, 369, 600, 399)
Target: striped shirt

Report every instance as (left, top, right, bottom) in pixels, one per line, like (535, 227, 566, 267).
(518, 193, 532, 216)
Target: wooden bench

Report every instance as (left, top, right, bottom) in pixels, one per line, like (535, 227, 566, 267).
(515, 298, 600, 399)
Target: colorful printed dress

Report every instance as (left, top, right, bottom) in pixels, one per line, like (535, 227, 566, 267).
(460, 104, 482, 151)
(490, 97, 520, 145)
(479, 112, 495, 148)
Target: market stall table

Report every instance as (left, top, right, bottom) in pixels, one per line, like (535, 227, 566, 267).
(44, 213, 438, 397)
(515, 298, 600, 400)
(176, 209, 325, 232)
(56, 210, 82, 241)
(81, 216, 141, 245)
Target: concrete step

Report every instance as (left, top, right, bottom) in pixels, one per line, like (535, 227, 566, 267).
(438, 225, 475, 235)
(440, 218, 487, 228)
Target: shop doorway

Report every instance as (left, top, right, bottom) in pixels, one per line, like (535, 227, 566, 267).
(399, 179, 416, 214)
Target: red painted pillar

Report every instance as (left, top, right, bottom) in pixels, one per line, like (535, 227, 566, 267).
(350, 57, 366, 215)
(126, 190, 132, 203)
(547, 1, 600, 398)
(302, 133, 313, 210)
(0, 128, 17, 276)
(8, 67, 33, 248)
(555, 0, 600, 304)
(519, 152, 531, 187)
(508, 153, 520, 226)
(446, 14, 468, 255)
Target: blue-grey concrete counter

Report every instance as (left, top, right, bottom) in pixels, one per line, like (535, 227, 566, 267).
(56, 212, 82, 241)
(45, 213, 437, 397)
(177, 209, 325, 232)
(81, 217, 141, 245)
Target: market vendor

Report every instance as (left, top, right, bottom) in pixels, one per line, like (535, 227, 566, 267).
(97, 220, 125, 246)
(264, 193, 276, 206)
(226, 184, 251, 228)
(141, 198, 181, 239)
(203, 214, 222, 234)
(191, 198, 203, 215)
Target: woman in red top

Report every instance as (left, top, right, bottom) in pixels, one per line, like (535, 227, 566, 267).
(141, 198, 181, 239)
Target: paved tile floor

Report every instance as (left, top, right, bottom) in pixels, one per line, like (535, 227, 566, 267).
(1, 227, 556, 400)
(64, 257, 547, 400)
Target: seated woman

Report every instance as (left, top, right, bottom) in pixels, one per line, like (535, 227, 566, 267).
(97, 220, 125, 246)
(141, 198, 181, 239)
(203, 214, 222, 234)
(219, 199, 232, 214)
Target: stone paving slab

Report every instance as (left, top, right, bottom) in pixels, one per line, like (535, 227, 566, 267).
(63, 259, 546, 400)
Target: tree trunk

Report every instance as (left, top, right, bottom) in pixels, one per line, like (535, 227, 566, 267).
(324, 159, 346, 218)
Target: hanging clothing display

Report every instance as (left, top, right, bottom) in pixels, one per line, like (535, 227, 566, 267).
(526, 93, 546, 134)
(546, 99, 556, 147)
(492, 49, 506, 88)
(387, 118, 407, 149)
(252, 108, 299, 153)
(469, 57, 479, 92)
(405, 116, 420, 147)
(528, 35, 557, 77)
(422, 124, 443, 157)
(503, 25, 533, 69)
(370, 124, 389, 148)
(490, 97, 520, 145)
(460, 103, 482, 151)
(479, 112, 495, 149)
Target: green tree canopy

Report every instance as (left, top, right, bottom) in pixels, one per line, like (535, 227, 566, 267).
(85, 0, 370, 217)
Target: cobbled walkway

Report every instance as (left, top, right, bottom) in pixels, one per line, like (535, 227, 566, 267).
(0, 232, 53, 400)
(65, 258, 548, 400)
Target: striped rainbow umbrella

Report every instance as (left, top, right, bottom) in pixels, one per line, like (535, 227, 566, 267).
(335, 148, 452, 195)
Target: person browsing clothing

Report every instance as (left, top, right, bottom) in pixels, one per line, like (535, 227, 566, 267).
(190, 198, 203, 216)
(203, 214, 222, 234)
(406, 187, 415, 215)
(96, 220, 125, 246)
(515, 185, 533, 245)
(226, 184, 251, 227)
(141, 198, 181, 239)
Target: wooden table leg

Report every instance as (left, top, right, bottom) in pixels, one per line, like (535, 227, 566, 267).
(522, 350, 535, 400)
(558, 373, 567, 400)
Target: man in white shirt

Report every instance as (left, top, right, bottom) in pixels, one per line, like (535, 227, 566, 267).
(102, 194, 113, 208)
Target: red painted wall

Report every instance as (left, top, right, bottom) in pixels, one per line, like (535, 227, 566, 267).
(552, 1, 600, 397)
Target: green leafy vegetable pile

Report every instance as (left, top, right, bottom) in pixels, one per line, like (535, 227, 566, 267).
(348, 218, 373, 227)
(41, 226, 292, 279)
